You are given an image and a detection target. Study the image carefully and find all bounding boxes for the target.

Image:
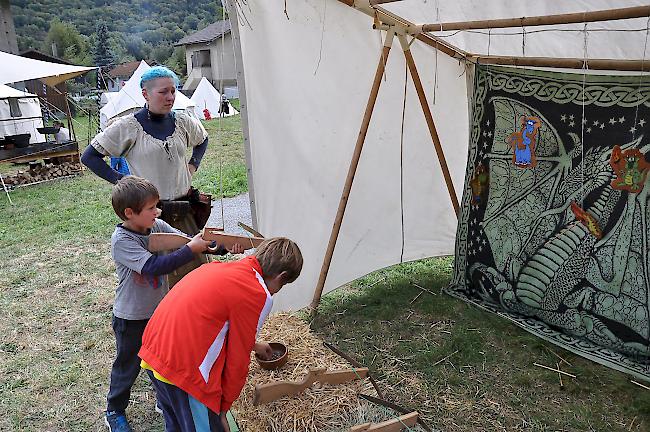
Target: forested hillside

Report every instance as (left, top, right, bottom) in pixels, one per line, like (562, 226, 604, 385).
(10, 0, 224, 74)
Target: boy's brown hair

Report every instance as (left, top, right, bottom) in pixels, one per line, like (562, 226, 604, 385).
(254, 237, 303, 283)
(111, 176, 160, 221)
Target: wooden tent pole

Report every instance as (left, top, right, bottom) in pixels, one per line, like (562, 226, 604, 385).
(420, 5, 650, 32)
(470, 55, 650, 72)
(398, 34, 460, 217)
(310, 28, 396, 314)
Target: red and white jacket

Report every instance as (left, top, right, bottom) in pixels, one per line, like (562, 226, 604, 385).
(139, 256, 273, 413)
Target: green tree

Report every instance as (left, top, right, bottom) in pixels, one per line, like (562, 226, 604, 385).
(43, 19, 89, 63)
(93, 22, 114, 67)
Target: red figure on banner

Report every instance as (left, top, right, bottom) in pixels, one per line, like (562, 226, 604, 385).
(203, 108, 212, 120)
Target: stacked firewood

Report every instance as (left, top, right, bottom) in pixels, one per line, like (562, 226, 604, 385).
(2, 162, 83, 187)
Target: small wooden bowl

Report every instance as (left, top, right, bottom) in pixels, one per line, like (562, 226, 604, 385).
(255, 342, 288, 370)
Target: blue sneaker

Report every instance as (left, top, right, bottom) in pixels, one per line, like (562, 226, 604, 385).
(105, 411, 133, 432)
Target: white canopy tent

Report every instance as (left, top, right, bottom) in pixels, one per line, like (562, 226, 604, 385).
(190, 77, 238, 119)
(0, 51, 94, 87)
(226, 0, 650, 312)
(100, 61, 197, 129)
(0, 85, 45, 144)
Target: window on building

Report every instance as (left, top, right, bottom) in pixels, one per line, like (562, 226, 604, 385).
(191, 50, 211, 67)
(8, 98, 22, 117)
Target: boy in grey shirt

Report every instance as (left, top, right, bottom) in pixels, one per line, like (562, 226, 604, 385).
(105, 176, 241, 432)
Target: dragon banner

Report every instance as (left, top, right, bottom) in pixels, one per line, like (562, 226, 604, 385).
(449, 65, 650, 380)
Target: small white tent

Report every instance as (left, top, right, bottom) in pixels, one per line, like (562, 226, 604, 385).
(100, 61, 197, 129)
(0, 85, 45, 144)
(190, 77, 238, 119)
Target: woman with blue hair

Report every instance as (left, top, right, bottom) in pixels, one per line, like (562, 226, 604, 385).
(83, 65, 212, 275)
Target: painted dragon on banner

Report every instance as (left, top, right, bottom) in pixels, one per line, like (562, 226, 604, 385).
(450, 66, 650, 380)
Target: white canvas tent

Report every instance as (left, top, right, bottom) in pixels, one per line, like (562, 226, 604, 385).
(0, 51, 94, 87)
(226, 0, 650, 312)
(0, 85, 45, 144)
(100, 61, 197, 129)
(190, 77, 238, 119)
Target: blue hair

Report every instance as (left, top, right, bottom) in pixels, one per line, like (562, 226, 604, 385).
(140, 66, 179, 88)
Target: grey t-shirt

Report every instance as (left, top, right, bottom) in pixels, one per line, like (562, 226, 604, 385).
(111, 219, 182, 320)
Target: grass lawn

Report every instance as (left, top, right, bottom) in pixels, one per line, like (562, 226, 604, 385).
(0, 111, 648, 431)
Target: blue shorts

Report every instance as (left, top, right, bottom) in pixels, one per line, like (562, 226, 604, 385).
(146, 370, 225, 432)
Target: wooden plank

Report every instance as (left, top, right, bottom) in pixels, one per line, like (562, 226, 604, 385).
(350, 412, 419, 432)
(253, 367, 369, 405)
(0, 141, 78, 163)
(148, 231, 264, 253)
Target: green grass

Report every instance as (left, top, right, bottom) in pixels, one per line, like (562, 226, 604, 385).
(310, 258, 650, 432)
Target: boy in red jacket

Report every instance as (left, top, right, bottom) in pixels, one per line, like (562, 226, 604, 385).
(139, 237, 303, 431)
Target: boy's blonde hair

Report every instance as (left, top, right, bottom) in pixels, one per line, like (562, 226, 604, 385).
(254, 237, 303, 283)
(111, 176, 160, 221)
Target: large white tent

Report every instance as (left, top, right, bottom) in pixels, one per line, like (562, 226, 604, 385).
(190, 77, 238, 119)
(225, 0, 650, 313)
(100, 61, 197, 129)
(0, 84, 45, 144)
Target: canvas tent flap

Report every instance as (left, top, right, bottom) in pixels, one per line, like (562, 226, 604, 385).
(0, 51, 94, 86)
(190, 77, 238, 119)
(234, 0, 468, 311)
(100, 61, 196, 128)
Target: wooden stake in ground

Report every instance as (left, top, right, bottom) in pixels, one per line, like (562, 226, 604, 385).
(310, 28, 397, 315)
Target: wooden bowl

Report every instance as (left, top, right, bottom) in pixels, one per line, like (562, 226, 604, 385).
(255, 342, 288, 370)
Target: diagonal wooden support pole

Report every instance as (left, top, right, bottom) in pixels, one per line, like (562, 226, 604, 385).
(398, 34, 460, 217)
(310, 28, 396, 315)
(0, 173, 13, 205)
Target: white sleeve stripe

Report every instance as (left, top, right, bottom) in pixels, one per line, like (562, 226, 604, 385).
(254, 269, 273, 336)
(198, 321, 229, 384)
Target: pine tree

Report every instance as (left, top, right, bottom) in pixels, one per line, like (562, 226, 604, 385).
(93, 22, 114, 67)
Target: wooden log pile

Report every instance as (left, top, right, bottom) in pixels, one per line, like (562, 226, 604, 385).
(2, 161, 83, 187)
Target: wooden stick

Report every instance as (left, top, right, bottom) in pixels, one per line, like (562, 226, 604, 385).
(203, 228, 265, 250)
(421, 5, 650, 32)
(309, 28, 396, 315)
(323, 342, 385, 399)
(545, 346, 573, 367)
(413, 283, 437, 296)
(471, 55, 650, 72)
(631, 380, 650, 391)
(432, 350, 459, 367)
(369, 0, 404, 5)
(533, 362, 577, 378)
(399, 34, 460, 217)
(350, 412, 419, 432)
(238, 221, 264, 238)
(556, 362, 564, 390)
(253, 367, 369, 405)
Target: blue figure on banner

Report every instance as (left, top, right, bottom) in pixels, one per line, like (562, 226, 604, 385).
(508, 116, 541, 168)
(110, 157, 130, 176)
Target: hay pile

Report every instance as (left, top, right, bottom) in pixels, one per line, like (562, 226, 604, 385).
(232, 313, 382, 431)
